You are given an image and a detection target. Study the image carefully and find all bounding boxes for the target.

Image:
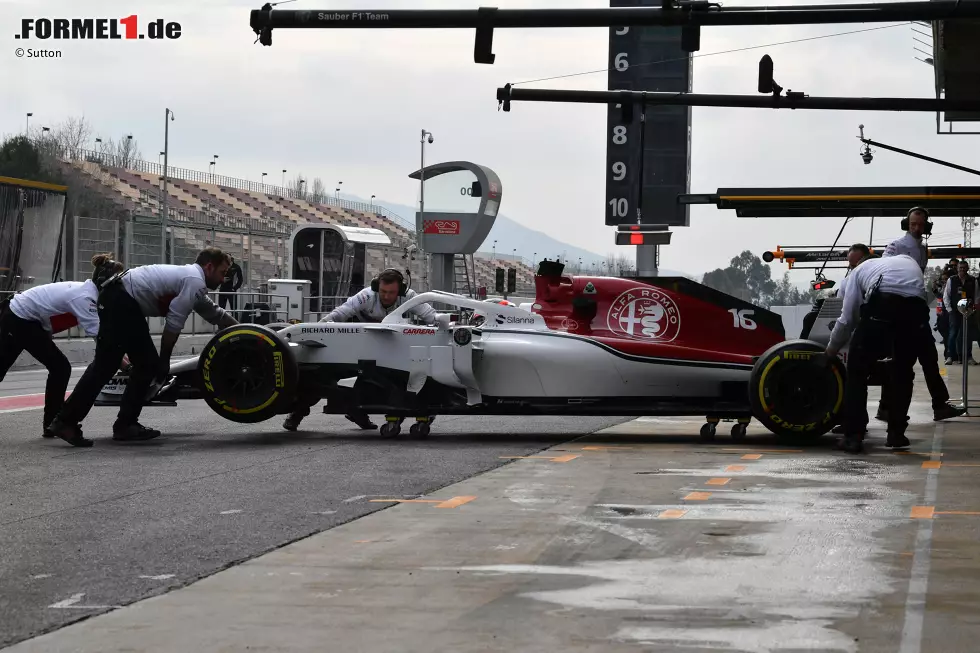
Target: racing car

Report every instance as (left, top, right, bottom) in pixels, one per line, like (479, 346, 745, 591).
(97, 260, 846, 442)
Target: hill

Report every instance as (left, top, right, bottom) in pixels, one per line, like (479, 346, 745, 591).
(356, 196, 693, 279)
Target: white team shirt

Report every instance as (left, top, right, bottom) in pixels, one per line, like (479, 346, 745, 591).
(828, 254, 926, 351)
(883, 232, 928, 271)
(320, 287, 437, 324)
(9, 280, 101, 336)
(120, 263, 214, 332)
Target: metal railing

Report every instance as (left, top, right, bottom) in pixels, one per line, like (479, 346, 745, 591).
(68, 145, 416, 233)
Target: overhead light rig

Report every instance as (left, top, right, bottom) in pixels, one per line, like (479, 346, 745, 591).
(496, 53, 980, 115)
(251, 1, 980, 64)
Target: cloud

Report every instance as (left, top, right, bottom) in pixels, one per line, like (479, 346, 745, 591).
(2, 0, 974, 286)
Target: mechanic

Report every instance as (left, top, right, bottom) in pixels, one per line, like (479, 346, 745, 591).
(934, 269, 951, 360)
(829, 246, 873, 436)
(281, 269, 438, 432)
(44, 248, 237, 447)
(877, 208, 963, 425)
(0, 254, 123, 445)
(943, 259, 979, 365)
(825, 246, 932, 453)
(883, 206, 929, 265)
(219, 255, 244, 313)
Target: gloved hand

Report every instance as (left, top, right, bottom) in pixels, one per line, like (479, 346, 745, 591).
(811, 351, 838, 368)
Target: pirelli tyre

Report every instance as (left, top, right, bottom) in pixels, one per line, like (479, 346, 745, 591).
(749, 339, 846, 439)
(198, 324, 299, 424)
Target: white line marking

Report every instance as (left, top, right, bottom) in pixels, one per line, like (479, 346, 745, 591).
(899, 421, 943, 653)
(139, 574, 176, 580)
(314, 510, 337, 515)
(219, 509, 242, 515)
(343, 495, 368, 503)
(0, 406, 46, 415)
(48, 593, 84, 608)
(31, 574, 53, 580)
(48, 593, 119, 610)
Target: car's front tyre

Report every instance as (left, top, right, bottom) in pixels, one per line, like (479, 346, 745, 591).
(197, 324, 299, 423)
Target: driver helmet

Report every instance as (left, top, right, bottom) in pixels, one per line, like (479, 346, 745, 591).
(471, 298, 516, 326)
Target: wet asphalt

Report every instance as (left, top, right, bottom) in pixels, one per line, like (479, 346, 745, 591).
(0, 367, 631, 649)
(5, 360, 980, 652)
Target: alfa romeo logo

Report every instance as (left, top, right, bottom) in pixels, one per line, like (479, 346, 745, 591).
(606, 287, 681, 342)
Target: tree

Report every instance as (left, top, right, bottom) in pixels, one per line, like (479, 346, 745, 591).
(769, 271, 816, 306)
(702, 266, 751, 302)
(288, 173, 306, 199)
(700, 250, 816, 306)
(310, 177, 326, 204)
(0, 135, 50, 182)
(0, 132, 129, 216)
(52, 116, 92, 160)
(114, 135, 141, 169)
(728, 250, 778, 305)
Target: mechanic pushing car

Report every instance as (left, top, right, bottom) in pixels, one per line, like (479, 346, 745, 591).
(877, 207, 964, 425)
(44, 248, 237, 447)
(280, 268, 439, 432)
(825, 245, 936, 453)
(0, 253, 123, 445)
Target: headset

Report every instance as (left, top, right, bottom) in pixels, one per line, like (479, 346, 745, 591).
(901, 206, 933, 235)
(370, 268, 408, 296)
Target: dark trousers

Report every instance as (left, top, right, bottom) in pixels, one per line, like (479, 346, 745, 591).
(937, 310, 949, 357)
(54, 283, 159, 428)
(878, 323, 950, 413)
(843, 294, 927, 438)
(947, 314, 979, 361)
(0, 308, 71, 429)
(219, 290, 236, 312)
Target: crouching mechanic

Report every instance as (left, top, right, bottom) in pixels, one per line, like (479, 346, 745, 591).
(0, 254, 123, 446)
(281, 268, 438, 431)
(45, 248, 237, 446)
(824, 247, 932, 453)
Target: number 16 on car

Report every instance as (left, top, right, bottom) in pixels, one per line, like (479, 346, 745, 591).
(729, 309, 757, 330)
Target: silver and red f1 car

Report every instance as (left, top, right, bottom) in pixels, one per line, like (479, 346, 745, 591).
(97, 260, 847, 441)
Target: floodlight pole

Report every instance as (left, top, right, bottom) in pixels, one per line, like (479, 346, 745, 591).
(161, 108, 173, 264)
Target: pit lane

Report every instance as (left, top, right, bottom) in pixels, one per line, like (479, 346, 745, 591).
(6, 360, 980, 651)
(0, 370, 633, 649)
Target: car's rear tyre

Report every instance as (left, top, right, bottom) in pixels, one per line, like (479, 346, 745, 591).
(749, 339, 846, 440)
(197, 325, 299, 424)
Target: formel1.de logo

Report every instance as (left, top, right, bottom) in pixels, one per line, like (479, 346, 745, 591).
(607, 287, 681, 342)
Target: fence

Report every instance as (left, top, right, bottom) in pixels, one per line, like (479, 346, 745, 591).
(73, 145, 416, 232)
(72, 213, 291, 291)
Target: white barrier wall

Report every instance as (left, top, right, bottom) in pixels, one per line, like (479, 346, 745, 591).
(770, 300, 944, 343)
(768, 305, 812, 339)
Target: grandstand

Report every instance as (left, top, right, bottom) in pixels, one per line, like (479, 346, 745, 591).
(51, 146, 538, 299)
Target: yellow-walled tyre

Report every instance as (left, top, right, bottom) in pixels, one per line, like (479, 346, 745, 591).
(749, 339, 846, 439)
(197, 325, 298, 424)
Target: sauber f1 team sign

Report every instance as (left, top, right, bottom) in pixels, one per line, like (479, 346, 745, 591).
(607, 287, 681, 342)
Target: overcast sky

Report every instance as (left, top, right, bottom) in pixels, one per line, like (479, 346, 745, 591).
(3, 0, 979, 285)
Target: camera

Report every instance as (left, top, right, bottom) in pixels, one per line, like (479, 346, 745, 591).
(861, 149, 873, 165)
(426, 134, 434, 144)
